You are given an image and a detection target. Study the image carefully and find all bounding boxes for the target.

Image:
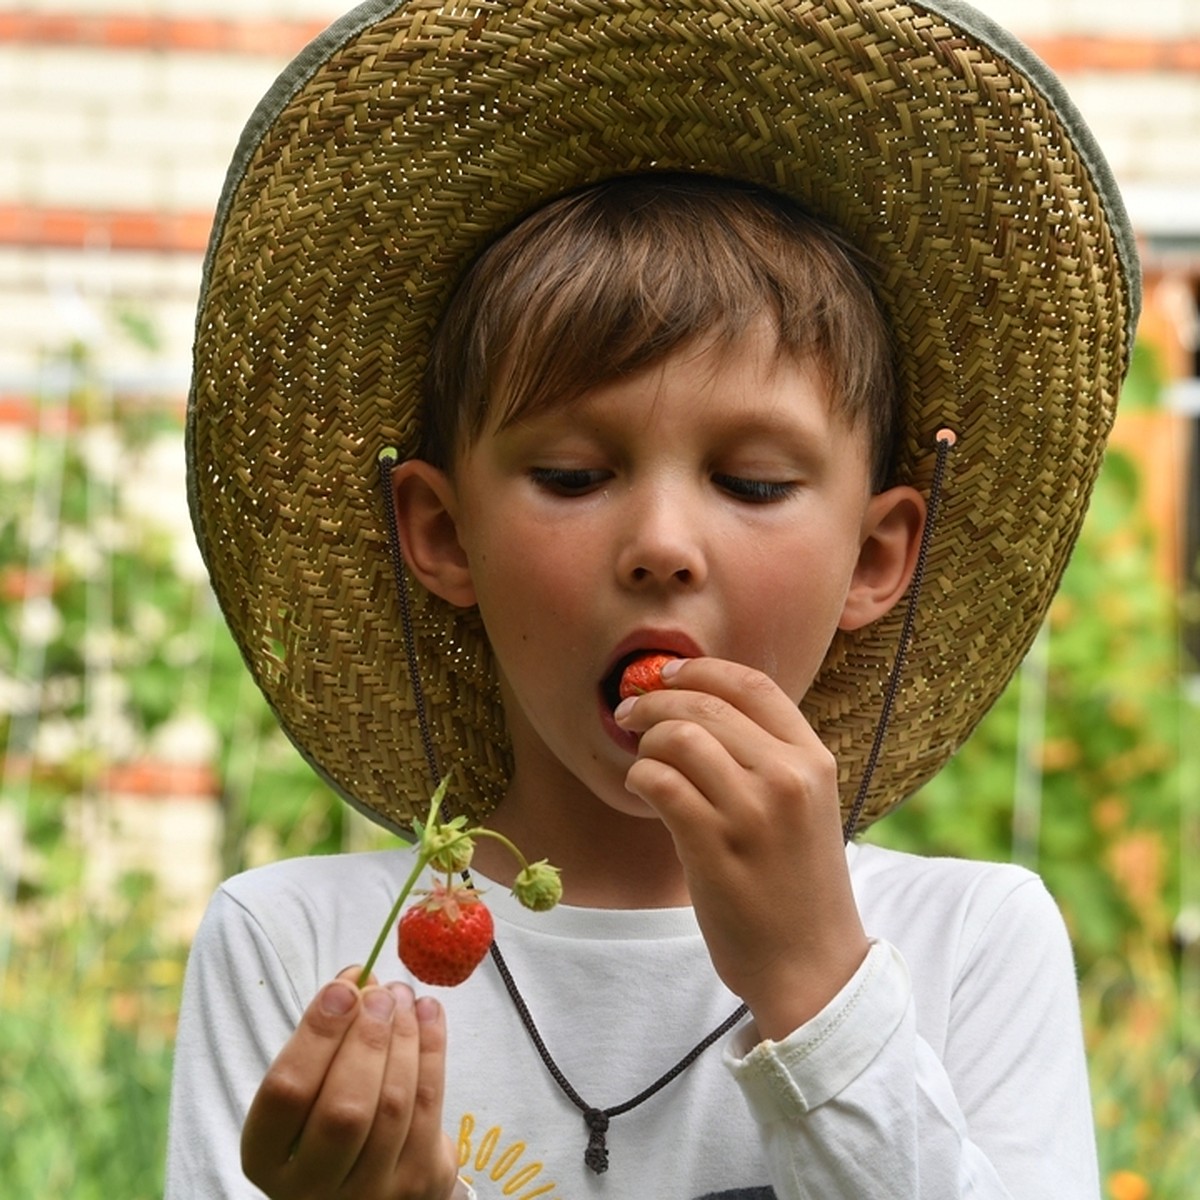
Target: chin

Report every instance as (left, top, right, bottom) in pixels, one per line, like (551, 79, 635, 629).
(589, 783, 664, 823)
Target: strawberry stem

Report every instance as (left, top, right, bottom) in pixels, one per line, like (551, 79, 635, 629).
(357, 851, 431, 988)
(470, 828, 531, 873)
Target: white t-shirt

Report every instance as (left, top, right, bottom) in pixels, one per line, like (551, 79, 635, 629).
(166, 841, 1099, 1199)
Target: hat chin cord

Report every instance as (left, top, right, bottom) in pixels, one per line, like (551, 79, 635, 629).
(375, 429, 955, 1173)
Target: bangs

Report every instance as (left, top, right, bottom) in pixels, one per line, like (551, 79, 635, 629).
(421, 174, 898, 486)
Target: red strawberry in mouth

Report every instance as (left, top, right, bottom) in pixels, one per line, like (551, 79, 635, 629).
(618, 652, 679, 699)
(600, 643, 695, 720)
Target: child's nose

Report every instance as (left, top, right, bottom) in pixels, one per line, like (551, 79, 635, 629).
(616, 491, 708, 589)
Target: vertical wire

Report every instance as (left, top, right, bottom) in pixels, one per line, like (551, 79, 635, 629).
(0, 354, 73, 991)
(77, 349, 118, 977)
(1012, 620, 1050, 870)
(1180, 671, 1200, 1055)
(842, 430, 956, 842)
(1174, 412, 1200, 1056)
(377, 449, 442, 785)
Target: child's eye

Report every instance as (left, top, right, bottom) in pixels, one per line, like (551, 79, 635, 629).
(713, 474, 797, 503)
(529, 467, 609, 495)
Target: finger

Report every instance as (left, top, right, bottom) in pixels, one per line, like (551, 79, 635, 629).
(395, 996, 458, 1190)
(341, 984, 420, 1187)
(241, 977, 362, 1190)
(647, 655, 817, 743)
(631, 706, 839, 821)
(628, 714, 734, 791)
(286, 984, 398, 1182)
(623, 697, 841, 846)
(618, 687, 776, 774)
(347, 991, 457, 1196)
(623, 721, 746, 832)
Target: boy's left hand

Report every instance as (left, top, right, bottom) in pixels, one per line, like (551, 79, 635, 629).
(615, 656, 869, 1041)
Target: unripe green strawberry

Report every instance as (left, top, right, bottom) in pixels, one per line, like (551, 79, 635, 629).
(424, 821, 475, 873)
(512, 860, 563, 912)
(619, 653, 678, 699)
(398, 881, 494, 986)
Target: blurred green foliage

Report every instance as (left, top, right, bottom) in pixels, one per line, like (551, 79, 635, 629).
(0, 348, 354, 879)
(1, 862, 184, 1198)
(869, 340, 1200, 1194)
(872, 439, 1182, 969)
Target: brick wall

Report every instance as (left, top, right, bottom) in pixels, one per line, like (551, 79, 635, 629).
(2, 0, 1197, 399)
(0, 2, 331, 398)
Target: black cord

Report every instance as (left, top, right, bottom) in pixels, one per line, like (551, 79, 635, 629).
(378, 449, 442, 783)
(842, 430, 956, 842)
(485, 934, 748, 1173)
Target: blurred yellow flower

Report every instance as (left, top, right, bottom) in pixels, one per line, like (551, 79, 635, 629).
(1108, 1169, 1151, 1200)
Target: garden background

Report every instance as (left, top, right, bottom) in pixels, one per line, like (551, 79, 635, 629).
(2, 1, 1199, 1197)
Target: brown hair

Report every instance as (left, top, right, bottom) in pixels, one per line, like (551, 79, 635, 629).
(420, 173, 898, 488)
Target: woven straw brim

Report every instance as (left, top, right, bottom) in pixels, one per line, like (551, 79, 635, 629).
(188, 0, 1139, 834)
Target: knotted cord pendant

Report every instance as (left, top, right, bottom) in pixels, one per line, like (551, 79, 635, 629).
(583, 1109, 610, 1173)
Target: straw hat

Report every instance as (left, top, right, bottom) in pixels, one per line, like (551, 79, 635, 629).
(188, 0, 1140, 835)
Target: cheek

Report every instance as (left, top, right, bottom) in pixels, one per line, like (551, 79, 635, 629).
(730, 538, 854, 689)
(469, 535, 596, 665)
(478, 540, 589, 616)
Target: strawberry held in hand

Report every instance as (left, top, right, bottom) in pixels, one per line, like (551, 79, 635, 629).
(357, 773, 561, 989)
(619, 653, 679, 699)
(398, 880, 495, 986)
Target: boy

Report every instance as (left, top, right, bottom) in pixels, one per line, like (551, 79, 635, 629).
(170, 2, 1139, 1197)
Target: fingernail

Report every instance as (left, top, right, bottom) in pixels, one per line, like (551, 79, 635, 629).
(387, 982, 415, 1010)
(416, 996, 441, 1024)
(320, 981, 358, 1016)
(613, 696, 637, 721)
(660, 657, 684, 679)
(363, 988, 396, 1019)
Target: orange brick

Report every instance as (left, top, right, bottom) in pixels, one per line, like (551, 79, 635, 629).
(168, 19, 227, 53)
(0, 11, 320, 56)
(0, 203, 214, 253)
(101, 16, 158, 50)
(1172, 41, 1200, 71)
(105, 759, 220, 798)
(39, 208, 92, 247)
(1024, 35, 1200, 74)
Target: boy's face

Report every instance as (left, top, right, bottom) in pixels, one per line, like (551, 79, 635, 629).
(420, 321, 906, 819)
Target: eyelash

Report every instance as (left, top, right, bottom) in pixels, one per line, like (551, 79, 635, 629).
(712, 475, 798, 504)
(531, 467, 796, 504)
(529, 467, 608, 495)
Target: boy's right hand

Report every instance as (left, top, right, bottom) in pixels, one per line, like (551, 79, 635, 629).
(241, 967, 460, 1200)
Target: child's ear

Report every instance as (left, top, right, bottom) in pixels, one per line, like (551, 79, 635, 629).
(390, 459, 478, 608)
(838, 485, 927, 632)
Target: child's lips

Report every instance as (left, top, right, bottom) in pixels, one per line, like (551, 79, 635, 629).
(600, 700, 641, 755)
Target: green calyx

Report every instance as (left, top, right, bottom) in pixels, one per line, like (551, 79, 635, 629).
(413, 778, 476, 872)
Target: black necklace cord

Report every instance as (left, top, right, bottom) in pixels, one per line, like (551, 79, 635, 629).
(378, 448, 443, 784)
(842, 428, 957, 843)
(487, 931, 752, 1174)
(378, 430, 955, 1172)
